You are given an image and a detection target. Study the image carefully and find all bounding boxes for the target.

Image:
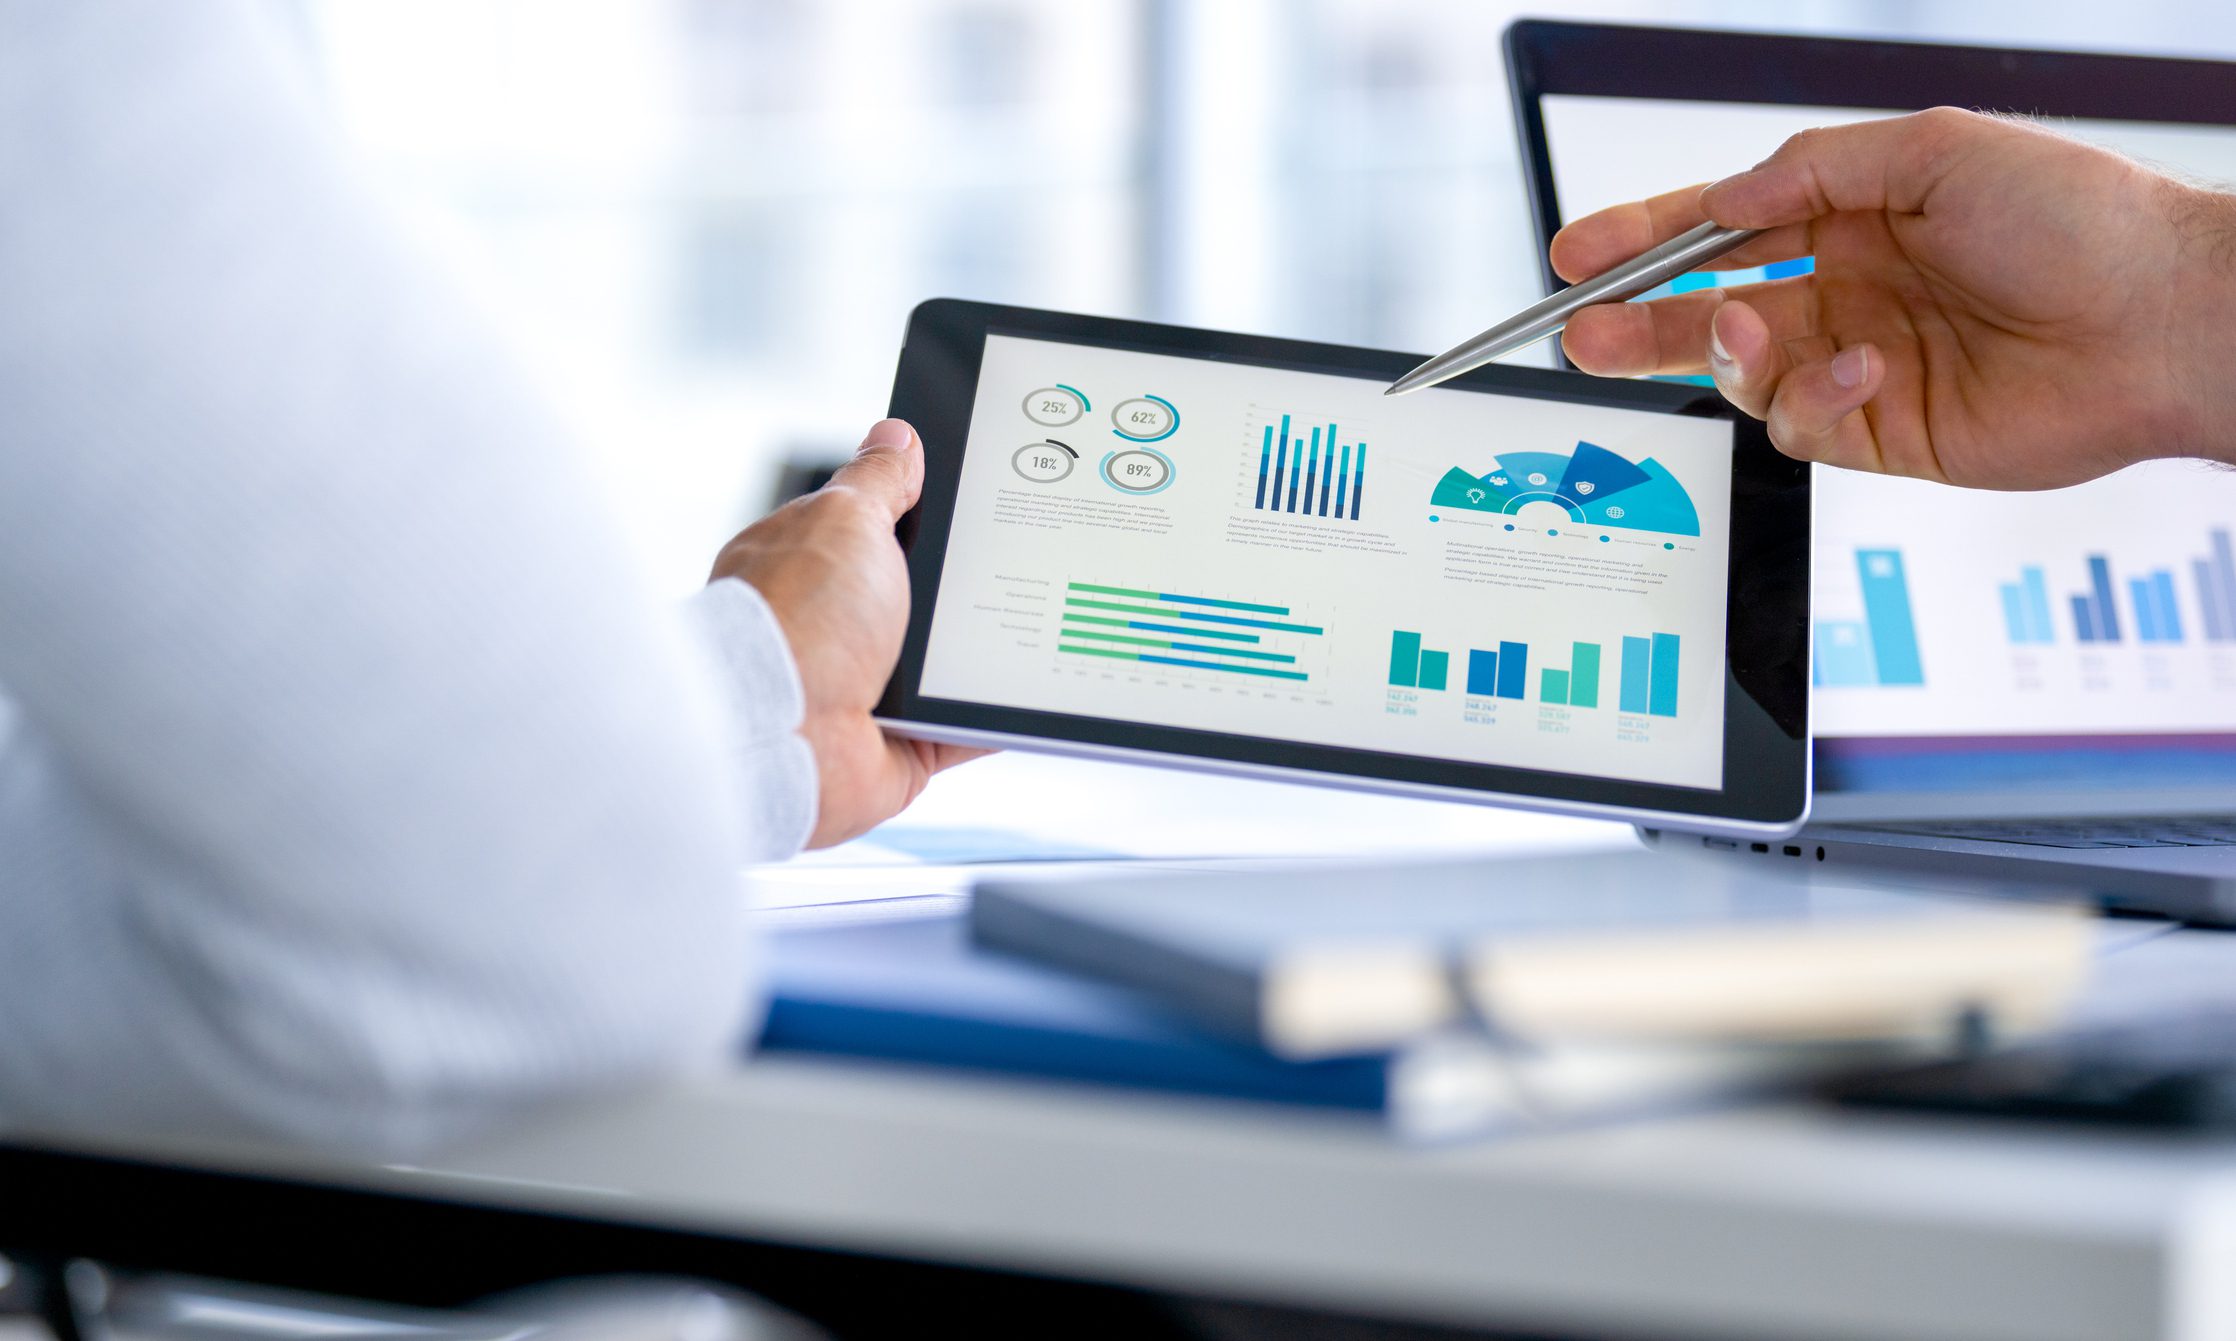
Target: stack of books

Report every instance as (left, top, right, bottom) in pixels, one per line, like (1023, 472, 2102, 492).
(758, 851, 2092, 1140)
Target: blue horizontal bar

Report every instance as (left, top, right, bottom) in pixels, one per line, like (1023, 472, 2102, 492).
(1139, 653, 1309, 681)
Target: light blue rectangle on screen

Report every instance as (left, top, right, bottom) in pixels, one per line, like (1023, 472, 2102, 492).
(2154, 571, 2184, 643)
(1619, 636, 1651, 713)
(1855, 549, 1922, 685)
(2130, 578, 2160, 642)
(1648, 632, 1680, 717)
(1814, 621, 1874, 686)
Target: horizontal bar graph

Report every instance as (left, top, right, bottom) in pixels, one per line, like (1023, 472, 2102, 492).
(1814, 547, 1926, 688)
(1255, 413, 1365, 522)
(1060, 581, 1320, 683)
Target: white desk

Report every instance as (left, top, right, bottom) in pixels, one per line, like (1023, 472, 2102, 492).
(39, 915, 2198, 1341)
(18, 757, 2236, 1340)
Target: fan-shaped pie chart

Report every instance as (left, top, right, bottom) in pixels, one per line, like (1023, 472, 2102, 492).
(1429, 440, 1700, 537)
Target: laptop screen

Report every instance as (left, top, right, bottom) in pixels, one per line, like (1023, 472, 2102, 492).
(1526, 71, 2236, 795)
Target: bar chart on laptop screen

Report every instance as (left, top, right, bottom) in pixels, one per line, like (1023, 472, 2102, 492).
(1809, 469, 2236, 738)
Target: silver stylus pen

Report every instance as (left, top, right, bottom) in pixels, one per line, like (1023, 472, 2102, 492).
(1384, 221, 1762, 397)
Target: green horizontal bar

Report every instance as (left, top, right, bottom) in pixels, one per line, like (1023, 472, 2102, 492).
(1064, 598, 1323, 636)
(1061, 613, 1258, 642)
(1065, 582, 1289, 615)
(1062, 629, 1175, 650)
(1066, 583, 1162, 602)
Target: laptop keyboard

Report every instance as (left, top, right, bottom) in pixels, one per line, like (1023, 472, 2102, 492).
(1854, 817, 2236, 849)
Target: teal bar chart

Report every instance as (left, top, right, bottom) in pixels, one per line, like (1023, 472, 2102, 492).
(1256, 413, 1365, 521)
(1618, 633, 1682, 718)
(1389, 630, 1454, 690)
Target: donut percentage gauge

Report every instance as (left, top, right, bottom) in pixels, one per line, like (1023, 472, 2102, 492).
(1011, 439, 1079, 484)
(1100, 446, 1175, 495)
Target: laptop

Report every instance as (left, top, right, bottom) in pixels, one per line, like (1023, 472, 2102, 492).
(1505, 20, 2236, 922)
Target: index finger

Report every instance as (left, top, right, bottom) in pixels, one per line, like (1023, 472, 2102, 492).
(1549, 183, 1714, 284)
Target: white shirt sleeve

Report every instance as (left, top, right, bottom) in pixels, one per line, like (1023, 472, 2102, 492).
(0, 1, 813, 1155)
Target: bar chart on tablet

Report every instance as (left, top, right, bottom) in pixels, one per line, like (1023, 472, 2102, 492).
(1249, 410, 1366, 521)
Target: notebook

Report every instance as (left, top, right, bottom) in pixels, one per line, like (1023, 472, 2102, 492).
(756, 913, 1905, 1140)
(970, 851, 2093, 1059)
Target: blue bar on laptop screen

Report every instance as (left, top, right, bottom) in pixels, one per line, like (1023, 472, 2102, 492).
(1648, 632, 1680, 717)
(1998, 583, 2028, 644)
(2214, 529, 2236, 637)
(1619, 636, 1651, 713)
(2087, 554, 2122, 642)
(1814, 621, 1875, 686)
(2022, 565, 2053, 642)
(2154, 571, 2184, 642)
(1495, 640, 1528, 700)
(1466, 649, 1497, 696)
(2130, 577, 2160, 642)
(2071, 593, 2098, 643)
(1855, 549, 1923, 685)
(2195, 558, 2229, 642)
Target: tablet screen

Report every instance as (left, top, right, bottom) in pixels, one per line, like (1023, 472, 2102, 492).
(915, 330, 1738, 792)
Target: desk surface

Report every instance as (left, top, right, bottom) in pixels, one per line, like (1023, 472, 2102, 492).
(15, 926, 2228, 1341)
(14, 756, 2236, 1341)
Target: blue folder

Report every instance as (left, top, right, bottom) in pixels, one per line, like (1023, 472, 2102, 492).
(758, 915, 1424, 1116)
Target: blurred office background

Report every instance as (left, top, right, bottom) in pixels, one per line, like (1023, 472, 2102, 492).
(290, 0, 2236, 589)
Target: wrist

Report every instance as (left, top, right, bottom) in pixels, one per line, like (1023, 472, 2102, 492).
(2163, 183, 2236, 467)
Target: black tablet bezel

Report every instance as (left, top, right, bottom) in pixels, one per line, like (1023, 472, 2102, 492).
(878, 298, 1810, 828)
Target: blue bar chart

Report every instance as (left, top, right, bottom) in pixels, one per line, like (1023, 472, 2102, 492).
(1991, 529, 2236, 649)
(1814, 547, 1927, 688)
(2071, 555, 2125, 643)
(1458, 640, 1529, 700)
(1997, 566, 2056, 645)
(2194, 528, 2236, 643)
(1617, 633, 1682, 718)
(1401, 634, 1614, 709)
(1060, 582, 1321, 682)
(1256, 413, 1365, 521)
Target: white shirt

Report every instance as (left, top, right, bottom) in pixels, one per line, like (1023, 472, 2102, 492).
(0, 1, 814, 1154)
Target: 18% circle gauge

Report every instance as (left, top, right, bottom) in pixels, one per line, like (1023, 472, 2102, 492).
(1102, 394, 1178, 496)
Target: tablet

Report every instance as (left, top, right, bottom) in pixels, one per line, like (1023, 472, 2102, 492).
(878, 300, 1811, 835)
